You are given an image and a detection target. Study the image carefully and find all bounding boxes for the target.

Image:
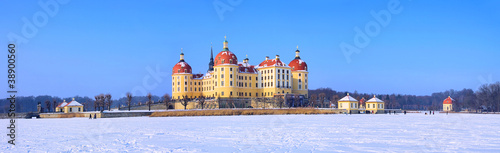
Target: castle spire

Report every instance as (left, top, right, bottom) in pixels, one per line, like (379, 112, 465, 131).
(208, 43, 214, 71)
(295, 45, 301, 59)
(179, 48, 185, 62)
(223, 36, 229, 51)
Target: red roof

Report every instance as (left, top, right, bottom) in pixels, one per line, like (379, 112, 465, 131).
(443, 96, 453, 104)
(172, 61, 192, 74)
(193, 74, 203, 79)
(214, 51, 238, 66)
(238, 64, 257, 73)
(288, 59, 307, 71)
(259, 59, 286, 67)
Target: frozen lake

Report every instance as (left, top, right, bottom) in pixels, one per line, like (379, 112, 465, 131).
(2, 113, 500, 152)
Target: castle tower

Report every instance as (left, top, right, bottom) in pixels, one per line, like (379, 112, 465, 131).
(289, 46, 309, 97)
(208, 43, 214, 72)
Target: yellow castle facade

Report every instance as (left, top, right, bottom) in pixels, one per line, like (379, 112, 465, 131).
(171, 37, 309, 100)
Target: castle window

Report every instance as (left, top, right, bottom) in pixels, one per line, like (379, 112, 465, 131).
(230, 81, 233, 86)
(256, 83, 258, 88)
(230, 59, 233, 63)
(184, 69, 187, 72)
(185, 82, 187, 85)
(299, 85, 302, 89)
(230, 68, 232, 71)
(245, 76, 247, 80)
(299, 73, 301, 77)
(178, 87, 180, 91)
(177, 82, 180, 85)
(230, 74, 232, 78)
(221, 81, 224, 86)
(256, 77, 258, 80)
(245, 83, 247, 87)
(185, 87, 187, 91)
(230, 91, 233, 96)
(249, 93, 252, 96)
(299, 79, 302, 82)
(221, 74, 224, 78)
(221, 68, 224, 71)
(222, 92, 224, 96)
(305, 85, 307, 89)
(178, 69, 180, 73)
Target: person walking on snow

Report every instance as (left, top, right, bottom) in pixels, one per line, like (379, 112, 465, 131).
(89, 114, 92, 119)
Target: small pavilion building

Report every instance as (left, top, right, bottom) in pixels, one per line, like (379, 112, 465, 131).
(338, 93, 359, 113)
(55, 98, 84, 113)
(366, 95, 385, 114)
(443, 96, 453, 111)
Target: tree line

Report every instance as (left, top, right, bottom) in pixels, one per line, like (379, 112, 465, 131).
(308, 82, 500, 112)
(1, 82, 499, 113)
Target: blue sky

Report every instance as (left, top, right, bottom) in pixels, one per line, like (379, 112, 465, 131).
(1, 0, 499, 98)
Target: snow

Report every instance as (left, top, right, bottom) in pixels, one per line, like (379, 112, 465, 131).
(366, 96, 384, 103)
(339, 95, 358, 102)
(178, 62, 186, 67)
(298, 59, 304, 64)
(66, 101, 83, 107)
(2, 114, 500, 152)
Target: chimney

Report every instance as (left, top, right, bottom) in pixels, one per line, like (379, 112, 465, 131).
(265, 56, 269, 60)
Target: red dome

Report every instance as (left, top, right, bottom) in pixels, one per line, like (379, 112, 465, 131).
(214, 51, 238, 66)
(172, 61, 192, 74)
(443, 96, 453, 104)
(288, 59, 307, 71)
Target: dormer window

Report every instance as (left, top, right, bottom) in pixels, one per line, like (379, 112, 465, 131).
(229, 59, 233, 63)
(222, 59, 225, 63)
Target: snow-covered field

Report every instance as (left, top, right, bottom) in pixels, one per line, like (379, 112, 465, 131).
(2, 113, 500, 152)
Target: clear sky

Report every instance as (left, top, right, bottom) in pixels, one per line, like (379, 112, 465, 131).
(1, 0, 499, 98)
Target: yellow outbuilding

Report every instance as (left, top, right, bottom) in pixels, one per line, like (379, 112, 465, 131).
(55, 98, 84, 113)
(443, 96, 453, 111)
(365, 95, 385, 114)
(338, 93, 359, 113)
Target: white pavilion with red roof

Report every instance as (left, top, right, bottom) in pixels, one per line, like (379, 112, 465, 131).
(55, 98, 84, 113)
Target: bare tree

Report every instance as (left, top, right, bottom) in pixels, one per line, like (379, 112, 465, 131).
(228, 95, 236, 108)
(216, 96, 221, 109)
(147, 93, 152, 111)
(181, 95, 189, 110)
(277, 97, 285, 108)
(126, 92, 133, 111)
(106, 94, 112, 111)
(319, 93, 326, 108)
(332, 95, 339, 108)
(198, 95, 206, 109)
(45, 100, 51, 112)
(163, 93, 171, 110)
(310, 94, 318, 108)
(94, 96, 99, 111)
(53, 100, 57, 112)
(294, 94, 301, 107)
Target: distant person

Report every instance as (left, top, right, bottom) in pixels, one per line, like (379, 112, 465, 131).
(393, 111, 396, 114)
(404, 110, 406, 115)
(425, 112, 427, 115)
(389, 111, 391, 115)
(94, 113, 97, 119)
(433, 111, 435, 115)
(349, 110, 352, 115)
(89, 114, 92, 119)
(430, 111, 432, 115)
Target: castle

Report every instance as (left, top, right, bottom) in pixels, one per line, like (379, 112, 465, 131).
(171, 37, 308, 100)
